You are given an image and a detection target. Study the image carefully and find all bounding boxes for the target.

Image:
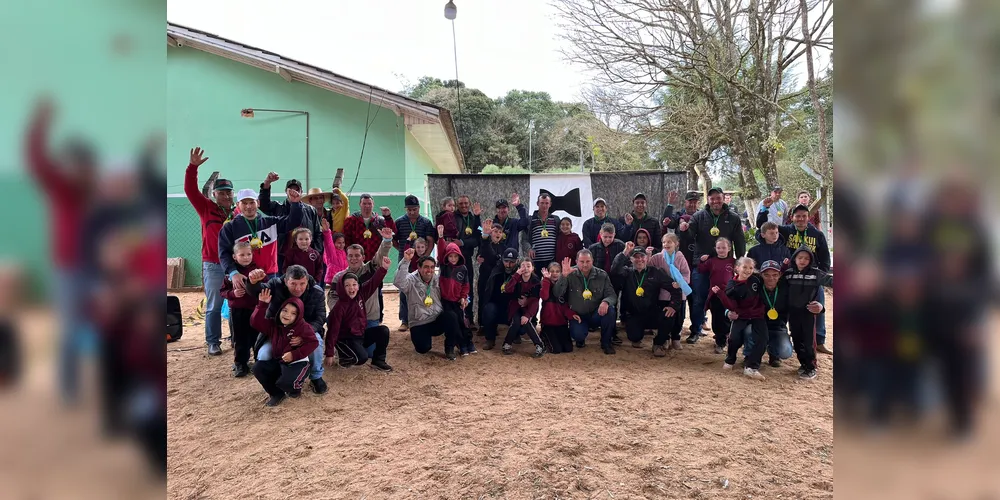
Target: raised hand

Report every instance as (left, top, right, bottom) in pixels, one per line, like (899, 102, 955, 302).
(287, 189, 302, 203)
(379, 226, 394, 240)
(679, 221, 689, 232)
(624, 241, 636, 255)
(541, 267, 551, 280)
(263, 171, 279, 187)
(381, 256, 391, 270)
(321, 218, 331, 232)
(259, 288, 272, 303)
(645, 247, 653, 256)
(511, 192, 520, 206)
(380, 207, 391, 218)
(437, 225, 445, 238)
(624, 213, 634, 225)
(762, 197, 774, 208)
(667, 191, 679, 205)
(662, 217, 672, 227)
(190, 147, 209, 167)
(561, 257, 572, 277)
(472, 202, 482, 216)
(403, 248, 416, 261)
(483, 219, 493, 232)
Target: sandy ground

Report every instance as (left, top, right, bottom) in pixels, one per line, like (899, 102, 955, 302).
(167, 288, 835, 500)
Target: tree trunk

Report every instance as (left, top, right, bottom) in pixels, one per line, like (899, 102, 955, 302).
(800, 0, 831, 240)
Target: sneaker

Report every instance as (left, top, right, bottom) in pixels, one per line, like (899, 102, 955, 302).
(723, 362, 734, 370)
(462, 351, 470, 357)
(602, 345, 616, 355)
(652, 344, 667, 357)
(483, 339, 496, 351)
(371, 360, 394, 372)
(799, 369, 817, 380)
(502, 343, 514, 355)
(398, 323, 409, 332)
(446, 348, 457, 361)
(208, 344, 222, 356)
(287, 390, 302, 398)
(233, 363, 250, 378)
(744, 368, 766, 380)
(459, 346, 468, 356)
(631, 341, 643, 349)
(311, 377, 328, 394)
(533, 345, 545, 358)
(669, 340, 682, 350)
(265, 394, 285, 407)
(768, 357, 782, 368)
(714, 345, 725, 354)
(816, 344, 834, 355)
(575, 340, 586, 348)
(685, 334, 699, 344)
(466, 342, 478, 354)
(611, 336, 624, 346)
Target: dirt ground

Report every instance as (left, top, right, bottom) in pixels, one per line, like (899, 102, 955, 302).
(167, 289, 834, 500)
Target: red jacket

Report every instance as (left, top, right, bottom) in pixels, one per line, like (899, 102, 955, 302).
(343, 212, 396, 262)
(250, 297, 318, 362)
(540, 278, 576, 326)
(716, 275, 767, 320)
(555, 231, 584, 266)
(502, 273, 541, 322)
(282, 245, 323, 283)
(436, 241, 470, 302)
(183, 163, 233, 265)
(697, 255, 736, 310)
(435, 210, 459, 241)
(325, 266, 387, 354)
(219, 262, 265, 309)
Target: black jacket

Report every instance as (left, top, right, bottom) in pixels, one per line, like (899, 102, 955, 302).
(454, 211, 482, 260)
(748, 239, 792, 271)
(782, 246, 833, 310)
(482, 262, 519, 305)
(619, 212, 663, 252)
(582, 216, 624, 247)
(759, 280, 791, 328)
(588, 239, 627, 273)
(261, 275, 327, 334)
(756, 210, 830, 272)
(258, 184, 325, 273)
(610, 253, 681, 316)
(684, 204, 745, 260)
(479, 237, 506, 273)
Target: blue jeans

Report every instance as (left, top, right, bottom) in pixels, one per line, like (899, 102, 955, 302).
(54, 268, 92, 404)
(815, 288, 827, 346)
(688, 270, 709, 334)
(399, 292, 409, 324)
(202, 262, 225, 346)
(257, 331, 325, 380)
(569, 306, 617, 348)
(743, 324, 793, 360)
(481, 302, 506, 341)
(365, 320, 379, 357)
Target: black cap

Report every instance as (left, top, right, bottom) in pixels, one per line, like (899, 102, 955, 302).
(285, 179, 302, 192)
(792, 203, 810, 214)
(629, 247, 647, 257)
(633, 193, 647, 201)
(707, 187, 724, 196)
(502, 248, 518, 261)
(495, 199, 509, 208)
(359, 193, 373, 200)
(684, 191, 701, 201)
(213, 179, 233, 191)
(404, 195, 420, 207)
(771, 185, 783, 192)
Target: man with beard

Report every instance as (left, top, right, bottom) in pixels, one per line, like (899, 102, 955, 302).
(619, 193, 663, 252)
(582, 198, 624, 247)
(392, 195, 435, 331)
(479, 248, 522, 351)
(554, 250, 618, 354)
(523, 193, 562, 276)
(394, 248, 463, 360)
(677, 186, 745, 343)
(611, 242, 682, 356)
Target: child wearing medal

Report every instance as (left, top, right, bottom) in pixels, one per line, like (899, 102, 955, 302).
(539, 262, 576, 354)
(714, 257, 768, 380)
(697, 237, 737, 353)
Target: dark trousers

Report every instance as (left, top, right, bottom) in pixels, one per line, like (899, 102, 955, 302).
(726, 318, 767, 369)
(442, 300, 473, 347)
(624, 307, 675, 345)
(378, 285, 384, 323)
(480, 302, 507, 341)
(672, 299, 687, 339)
(788, 309, 817, 371)
(230, 308, 256, 365)
(541, 324, 573, 354)
(0, 321, 20, 387)
(931, 334, 978, 435)
(465, 252, 476, 325)
(409, 310, 462, 353)
(569, 307, 617, 348)
(708, 296, 731, 347)
(253, 358, 310, 398)
(504, 320, 543, 345)
(337, 325, 390, 366)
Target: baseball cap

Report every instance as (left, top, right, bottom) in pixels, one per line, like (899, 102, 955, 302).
(236, 188, 258, 202)
(213, 179, 233, 191)
(629, 247, 647, 257)
(633, 193, 647, 201)
(760, 260, 782, 273)
(285, 179, 302, 192)
(502, 248, 518, 261)
(792, 203, 810, 214)
(684, 191, 701, 201)
(707, 187, 724, 196)
(360, 193, 373, 200)
(593, 197, 607, 207)
(495, 199, 509, 208)
(404, 195, 420, 207)
(771, 185, 783, 192)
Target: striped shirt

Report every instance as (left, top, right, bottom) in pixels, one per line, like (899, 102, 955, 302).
(528, 212, 561, 261)
(393, 215, 436, 257)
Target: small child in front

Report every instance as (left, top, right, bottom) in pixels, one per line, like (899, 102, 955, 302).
(250, 288, 319, 407)
(283, 227, 323, 283)
(698, 237, 737, 353)
(325, 257, 391, 371)
(501, 260, 544, 357)
(714, 256, 768, 380)
(539, 262, 576, 353)
(437, 227, 476, 355)
(220, 241, 266, 378)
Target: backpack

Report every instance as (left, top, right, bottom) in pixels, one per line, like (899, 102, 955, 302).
(167, 295, 183, 342)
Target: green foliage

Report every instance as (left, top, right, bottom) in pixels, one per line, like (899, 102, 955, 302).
(480, 164, 530, 174)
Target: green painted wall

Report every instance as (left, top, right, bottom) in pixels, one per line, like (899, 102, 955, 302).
(404, 127, 437, 210)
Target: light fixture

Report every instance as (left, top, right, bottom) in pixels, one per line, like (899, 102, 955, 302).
(444, 1, 457, 20)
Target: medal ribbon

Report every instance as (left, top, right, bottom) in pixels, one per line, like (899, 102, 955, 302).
(636, 269, 647, 289)
(246, 216, 259, 240)
(582, 273, 590, 292)
(763, 286, 778, 311)
(711, 212, 721, 232)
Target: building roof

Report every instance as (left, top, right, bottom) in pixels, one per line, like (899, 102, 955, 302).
(167, 23, 465, 174)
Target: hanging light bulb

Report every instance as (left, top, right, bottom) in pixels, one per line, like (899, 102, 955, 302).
(444, 1, 457, 20)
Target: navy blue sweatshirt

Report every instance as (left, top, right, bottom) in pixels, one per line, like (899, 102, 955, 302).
(748, 239, 792, 271)
(756, 209, 831, 272)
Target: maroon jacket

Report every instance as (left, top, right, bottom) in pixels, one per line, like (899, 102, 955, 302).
(540, 278, 576, 326)
(219, 261, 265, 309)
(502, 273, 541, 322)
(325, 266, 387, 354)
(716, 275, 767, 320)
(555, 231, 584, 266)
(436, 241, 470, 302)
(250, 297, 318, 362)
(435, 210, 459, 241)
(282, 245, 323, 283)
(697, 255, 736, 310)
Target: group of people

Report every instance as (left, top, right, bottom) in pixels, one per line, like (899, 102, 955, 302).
(186, 146, 833, 406)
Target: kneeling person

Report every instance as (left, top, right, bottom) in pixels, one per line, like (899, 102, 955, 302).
(553, 250, 618, 354)
(611, 242, 682, 357)
(250, 289, 319, 407)
(325, 257, 392, 371)
(500, 260, 544, 357)
(394, 248, 463, 360)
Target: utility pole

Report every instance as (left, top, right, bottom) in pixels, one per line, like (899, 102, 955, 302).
(528, 120, 535, 171)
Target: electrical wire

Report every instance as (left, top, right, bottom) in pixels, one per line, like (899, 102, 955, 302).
(346, 89, 387, 196)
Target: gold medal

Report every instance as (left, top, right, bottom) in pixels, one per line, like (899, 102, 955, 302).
(363, 229, 372, 239)
(541, 229, 549, 238)
(635, 286, 644, 297)
(582, 289, 593, 300)
(465, 226, 473, 235)
(767, 308, 778, 320)
(710, 227, 720, 237)
(501, 233, 507, 240)
(250, 237, 263, 249)
(409, 231, 417, 240)
(423, 296, 434, 307)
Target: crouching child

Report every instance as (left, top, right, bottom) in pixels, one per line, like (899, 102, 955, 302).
(249, 289, 319, 406)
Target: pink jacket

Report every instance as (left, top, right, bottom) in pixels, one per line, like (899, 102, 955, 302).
(649, 249, 691, 302)
(322, 229, 348, 284)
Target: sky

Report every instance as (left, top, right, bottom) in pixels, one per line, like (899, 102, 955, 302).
(167, 0, 830, 105)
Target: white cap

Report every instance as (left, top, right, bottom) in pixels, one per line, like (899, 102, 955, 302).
(236, 188, 258, 202)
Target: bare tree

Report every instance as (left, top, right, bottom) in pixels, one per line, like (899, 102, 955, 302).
(554, 0, 832, 213)
(799, 0, 831, 230)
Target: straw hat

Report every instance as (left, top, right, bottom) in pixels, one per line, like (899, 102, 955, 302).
(304, 187, 332, 205)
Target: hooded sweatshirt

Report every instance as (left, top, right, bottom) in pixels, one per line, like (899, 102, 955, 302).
(610, 253, 681, 316)
(619, 211, 663, 252)
(325, 266, 387, 353)
(717, 274, 767, 320)
(435, 210, 459, 241)
(697, 254, 736, 310)
(393, 259, 443, 327)
(250, 297, 319, 363)
(756, 210, 831, 272)
(437, 241, 471, 302)
(282, 244, 323, 284)
(748, 237, 792, 271)
(540, 277, 577, 326)
(219, 261, 265, 309)
(631, 228, 655, 253)
(783, 245, 833, 309)
(555, 229, 584, 265)
(501, 272, 541, 322)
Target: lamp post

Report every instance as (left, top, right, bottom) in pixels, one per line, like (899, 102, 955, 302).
(528, 120, 535, 172)
(444, 1, 461, 149)
(241, 108, 310, 188)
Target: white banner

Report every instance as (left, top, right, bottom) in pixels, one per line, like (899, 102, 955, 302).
(528, 174, 595, 235)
